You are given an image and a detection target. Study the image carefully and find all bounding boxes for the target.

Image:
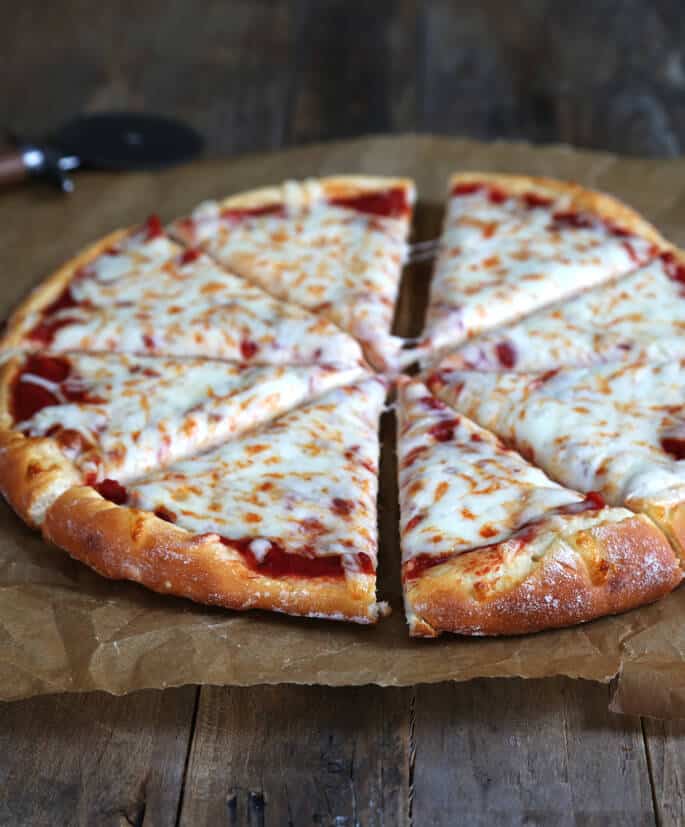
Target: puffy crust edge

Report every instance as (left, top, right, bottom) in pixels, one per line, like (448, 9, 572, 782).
(43, 486, 389, 624)
(639, 500, 685, 565)
(0, 354, 81, 526)
(404, 514, 682, 637)
(449, 172, 667, 247)
(217, 175, 416, 212)
(0, 228, 135, 352)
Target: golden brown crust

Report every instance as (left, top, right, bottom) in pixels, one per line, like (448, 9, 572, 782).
(218, 175, 416, 212)
(640, 500, 685, 564)
(43, 486, 388, 623)
(0, 228, 133, 352)
(0, 354, 81, 526)
(0, 430, 81, 528)
(404, 514, 682, 637)
(449, 172, 667, 247)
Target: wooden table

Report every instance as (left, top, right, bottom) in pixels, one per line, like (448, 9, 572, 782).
(3, 2, 685, 824)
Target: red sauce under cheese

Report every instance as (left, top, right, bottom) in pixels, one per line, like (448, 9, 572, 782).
(94, 478, 128, 504)
(661, 437, 685, 460)
(428, 419, 460, 443)
(144, 214, 164, 240)
(221, 187, 410, 222)
(403, 491, 606, 581)
(11, 354, 103, 422)
(403, 552, 454, 580)
(180, 248, 201, 265)
(495, 341, 517, 368)
(420, 395, 447, 411)
(523, 192, 553, 209)
(661, 250, 685, 286)
(221, 204, 285, 222)
(240, 339, 259, 360)
(329, 187, 410, 218)
(220, 537, 374, 578)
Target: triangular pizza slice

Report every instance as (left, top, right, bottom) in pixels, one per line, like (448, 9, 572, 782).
(435, 248, 685, 372)
(43, 378, 388, 624)
(397, 378, 681, 637)
(427, 361, 685, 561)
(1, 217, 364, 367)
(0, 350, 362, 526)
(169, 176, 415, 371)
(420, 173, 665, 358)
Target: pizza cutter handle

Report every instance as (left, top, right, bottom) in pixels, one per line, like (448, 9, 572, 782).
(0, 150, 29, 187)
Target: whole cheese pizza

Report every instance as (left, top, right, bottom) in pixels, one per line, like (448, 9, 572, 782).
(2, 169, 685, 635)
(397, 378, 681, 636)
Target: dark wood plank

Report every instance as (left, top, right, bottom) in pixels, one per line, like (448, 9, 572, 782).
(178, 685, 411, 826)
(0, 0, 296, 156)
(411, 678, 656, 826)
(0, 687, 197, 827)
(288, 0, 418, 143)
(418, 0, 685, 156)
(642, 717, 685, 826)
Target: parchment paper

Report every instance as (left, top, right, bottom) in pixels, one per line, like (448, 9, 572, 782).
(2, 135, 685, 717)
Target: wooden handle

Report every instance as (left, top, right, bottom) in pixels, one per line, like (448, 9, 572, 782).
(0, 151, 28, 186)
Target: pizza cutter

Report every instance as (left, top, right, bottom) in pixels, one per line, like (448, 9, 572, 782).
(0, 112, 204, 192)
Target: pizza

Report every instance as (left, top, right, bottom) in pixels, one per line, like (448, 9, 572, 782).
(434, 247, 685, 372)
(1, 216, 364, 367)
(419, 173, 666, 360)
(168, 176, 415, 372)
(397, 377, 681, 637)
(2, 167, 685, 634)
(0, 350, 362, 527)
(43, 378, 389, 623)
(426, 361, 685, 561)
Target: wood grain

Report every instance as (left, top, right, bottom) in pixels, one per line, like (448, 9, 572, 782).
(178, 685, 412, 826)
(411, 678, 656, 826)
(643, 718, 685, 827)
(0, 687, 198, 827)
(289, 0, 417, 143)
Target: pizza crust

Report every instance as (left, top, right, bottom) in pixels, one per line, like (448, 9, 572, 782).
(0, 228, 134, 353)
(43, 485, 389, 624)
(216, 175, 415, 212)
(404, 513, 681, 637)
(449, 172, 667, 247)
(0, 355, 80, 526)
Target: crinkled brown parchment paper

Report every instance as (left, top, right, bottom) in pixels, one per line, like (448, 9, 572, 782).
(2, 135, 685, 717)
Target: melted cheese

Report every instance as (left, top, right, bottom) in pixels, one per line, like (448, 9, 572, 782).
(437, 254, 685, 371)
(170, 181, 414, 371)
(127, 378, 386, 565)
(397, 379, 631, 561)
(430, 362, 685, 509)
(24, 230, 364, 367)
(17, 352, 363, 482)
(422, 183, 655, 355)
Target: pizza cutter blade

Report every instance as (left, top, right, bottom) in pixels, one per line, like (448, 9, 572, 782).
(0, 112, 204, 193)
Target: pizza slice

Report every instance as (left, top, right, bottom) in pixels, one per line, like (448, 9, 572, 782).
(42, 378, 388, 624)
(420, 173, 665, 359)
(0, 350, 362, 526)
(1, 217, 364, 367)
(427, 361, 685, 561)
(169, 176, 415, 372)
(397, 378, 681, 637)
(435, 248, 685, 372)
